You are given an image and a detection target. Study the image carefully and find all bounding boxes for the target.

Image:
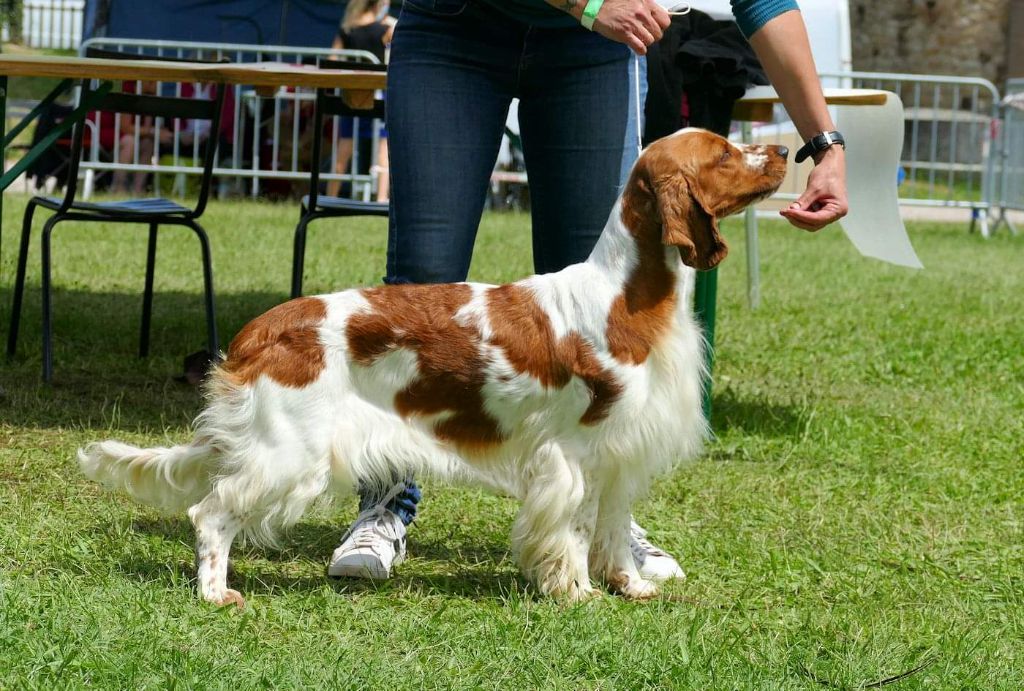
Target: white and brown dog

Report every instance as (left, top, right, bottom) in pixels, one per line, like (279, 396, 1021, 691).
(80, 129, 787, 607)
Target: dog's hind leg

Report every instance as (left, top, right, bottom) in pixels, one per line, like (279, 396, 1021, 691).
(188, 493, 245, 608)
(512, 444, 599, 602)
(590, 469, 659, 601)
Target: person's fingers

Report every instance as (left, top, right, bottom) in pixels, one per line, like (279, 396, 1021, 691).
(634, 22, 657, 47)
(634, 3, 664, 41)
(650, 1, 671, 29)
(779, 216, 819, 231)
(591, 0, 671, 50)
(625, 32, 648, 54)
(788, 188, 819, 213)
(780, 202, 845, 231)
(778, 206, 820, 231)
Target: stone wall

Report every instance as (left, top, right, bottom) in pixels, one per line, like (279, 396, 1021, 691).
(849, 0, 1012, 84)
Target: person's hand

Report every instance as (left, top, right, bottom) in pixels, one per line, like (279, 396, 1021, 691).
(591, 0, 671, 54)
(779, 146, 848, 231)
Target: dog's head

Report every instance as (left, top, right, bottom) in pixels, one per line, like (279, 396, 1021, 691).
(623, 128, 788, 271)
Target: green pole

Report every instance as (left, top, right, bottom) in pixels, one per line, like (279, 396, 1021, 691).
(693, 266, 718, 425)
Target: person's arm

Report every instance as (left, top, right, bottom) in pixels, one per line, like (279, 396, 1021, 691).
(382, 16, 397, 45)
(746, 9, 847, 230)
(545, 0, 670, 55)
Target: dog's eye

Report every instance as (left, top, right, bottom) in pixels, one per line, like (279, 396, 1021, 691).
(719, 150, 731, 164)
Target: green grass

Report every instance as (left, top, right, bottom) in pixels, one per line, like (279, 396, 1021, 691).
(898, 169, 986, 204)
(1, 193, 1022, 688)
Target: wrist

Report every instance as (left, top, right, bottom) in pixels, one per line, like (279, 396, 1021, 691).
(580, 0, 604, 30)
(795, 129, 845, 164)
(811, 144, 844, 166)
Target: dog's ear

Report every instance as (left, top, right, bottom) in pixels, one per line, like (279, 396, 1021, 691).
(655, 176, 728, 271)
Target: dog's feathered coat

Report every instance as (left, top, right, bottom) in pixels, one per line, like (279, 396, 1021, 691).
(80, 129, 787, 606)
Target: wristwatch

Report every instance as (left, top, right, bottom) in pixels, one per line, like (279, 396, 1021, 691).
(794, 130, 845, 164)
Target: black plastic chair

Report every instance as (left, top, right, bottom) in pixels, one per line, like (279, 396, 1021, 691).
(291, 59, 388, 298)
(7, 49, 228, 382)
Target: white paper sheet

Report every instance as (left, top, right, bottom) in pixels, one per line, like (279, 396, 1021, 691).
(835, 93, 924, 269)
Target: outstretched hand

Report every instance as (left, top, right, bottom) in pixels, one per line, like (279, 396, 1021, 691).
(779, 147, 848, 231)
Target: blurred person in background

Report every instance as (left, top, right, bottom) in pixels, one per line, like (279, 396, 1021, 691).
(328, 0, 394, 200)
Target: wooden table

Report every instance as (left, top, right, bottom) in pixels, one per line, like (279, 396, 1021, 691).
(0, 54, 386, 316)
(732, 86, 888, 123)
(0, 53, 385, 98)
(0, 54, 387, 182)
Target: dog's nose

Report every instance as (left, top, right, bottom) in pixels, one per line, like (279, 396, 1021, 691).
(776, 146, 789, 160)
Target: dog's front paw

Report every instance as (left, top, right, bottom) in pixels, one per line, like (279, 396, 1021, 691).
(206, 588, 246, 609)
(565, 581, 602, 604)
(607, 571, 659, 601)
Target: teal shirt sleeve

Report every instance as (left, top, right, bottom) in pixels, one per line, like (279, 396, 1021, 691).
(731, 0, 800, 38)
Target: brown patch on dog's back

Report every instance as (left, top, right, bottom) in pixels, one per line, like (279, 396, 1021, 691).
(487, 284, 623, 425)
(220, 297, 328, 387)
(346, 284, 506, 452)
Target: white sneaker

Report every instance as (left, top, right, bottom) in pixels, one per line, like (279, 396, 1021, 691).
(328, 504, 407, 580)
(630, 519, 685, 582)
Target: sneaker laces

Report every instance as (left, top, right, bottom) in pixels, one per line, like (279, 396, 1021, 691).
(630, 521, 671, 560)
(343, 482, 407, 549)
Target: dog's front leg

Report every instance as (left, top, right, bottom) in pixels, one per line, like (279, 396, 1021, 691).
(512, 444, 599, 602)
(590, 470, 659, 601)
(188, 493, 245, 608)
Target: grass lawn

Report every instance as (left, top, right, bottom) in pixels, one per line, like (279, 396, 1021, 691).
(1, 193, 1021, 688)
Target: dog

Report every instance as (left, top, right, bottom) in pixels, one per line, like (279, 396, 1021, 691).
(79, 129, 787, 607)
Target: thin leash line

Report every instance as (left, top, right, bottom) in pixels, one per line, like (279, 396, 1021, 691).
(633, 52, 643, 156)
(633, 4, 691, 155)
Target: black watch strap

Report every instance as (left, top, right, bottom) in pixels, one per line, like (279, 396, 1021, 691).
(795, 130, 845, 164)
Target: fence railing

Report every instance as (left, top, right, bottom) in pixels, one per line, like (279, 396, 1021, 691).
(744, 71, 1004, 234)
(14, 0, 84, 49)
(822, 71, 1001, 218)
(992, 78, 1024, 234)
(77, 37, 385, 200)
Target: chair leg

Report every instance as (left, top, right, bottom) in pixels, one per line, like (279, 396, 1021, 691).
(291, 211, 312, 299)
(140, 223, 158, 358)
(185, 220, 219, 359)
(7, 200, 38, 359)
(40, 215, 63, 383)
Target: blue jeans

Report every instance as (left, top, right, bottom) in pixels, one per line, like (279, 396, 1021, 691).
(361, 0, 645, 525)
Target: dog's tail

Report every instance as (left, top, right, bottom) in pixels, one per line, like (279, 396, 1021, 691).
(78, 439, 216, 513)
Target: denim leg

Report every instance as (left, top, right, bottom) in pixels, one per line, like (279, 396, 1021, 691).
(384, 2, 520, 284)
(359, 479, 423, 526)
(517, 27, 632, 273)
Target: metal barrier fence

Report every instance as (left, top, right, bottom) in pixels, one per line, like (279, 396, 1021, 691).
(77, 37, 384, 200)
(821, 71, 1001, 220)
(17, 0, 83, 49)
(748, 71, 1003, 232)
(992, 78, 1024, 234)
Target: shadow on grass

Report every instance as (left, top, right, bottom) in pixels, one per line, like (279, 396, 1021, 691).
(116, 516, 521, 601)
(0, 285, 289, 432)
(710, 387, 807, 438)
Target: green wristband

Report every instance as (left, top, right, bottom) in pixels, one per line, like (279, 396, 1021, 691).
(581, 0, 603, 30)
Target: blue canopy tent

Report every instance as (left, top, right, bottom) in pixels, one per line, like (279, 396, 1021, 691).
(82, 0, 347, 47)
